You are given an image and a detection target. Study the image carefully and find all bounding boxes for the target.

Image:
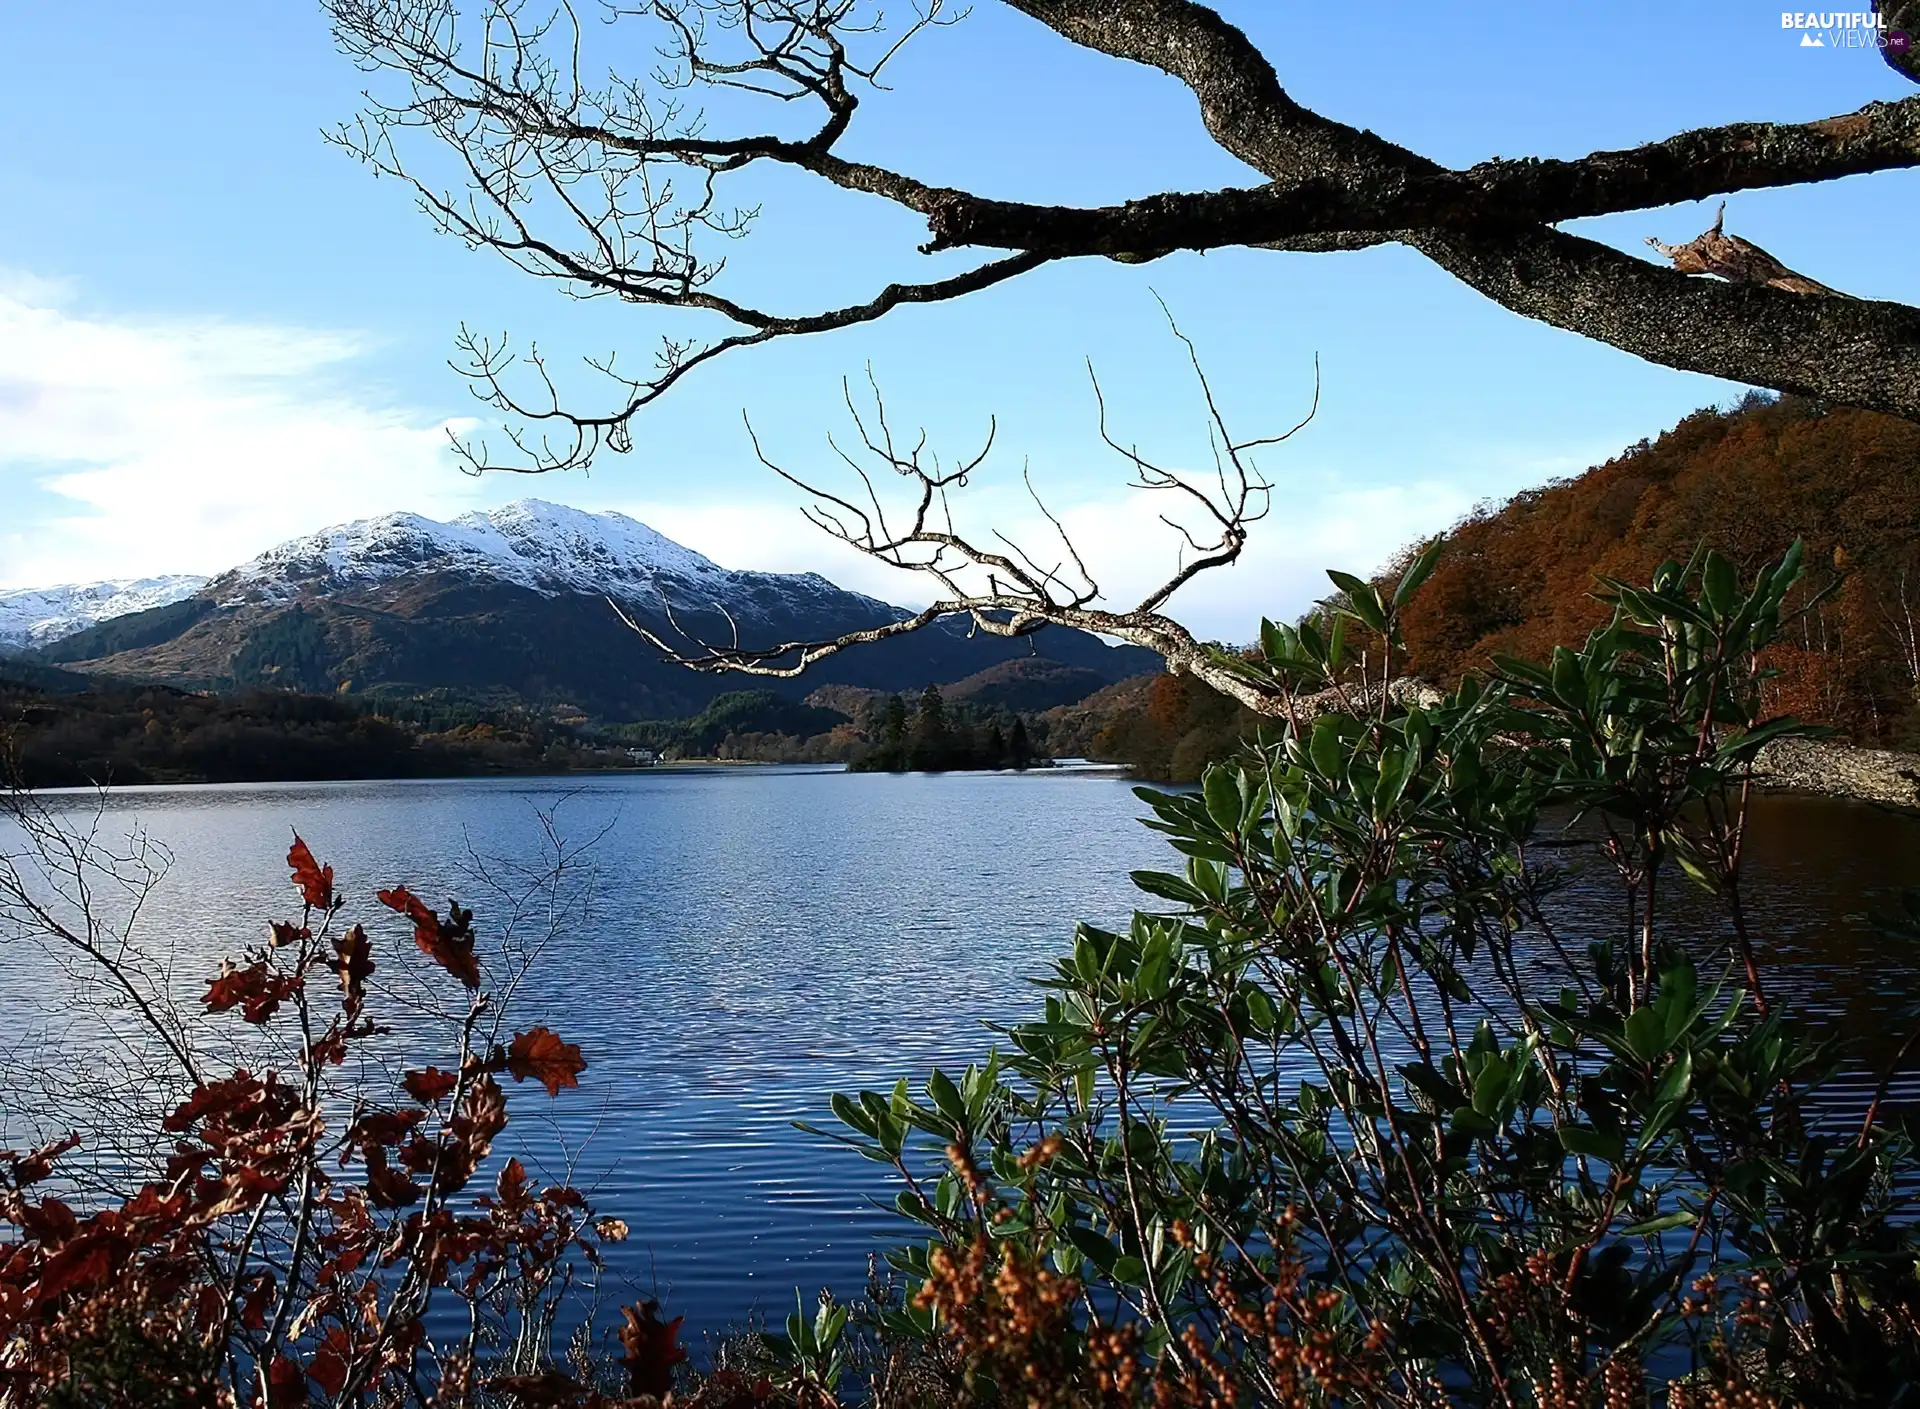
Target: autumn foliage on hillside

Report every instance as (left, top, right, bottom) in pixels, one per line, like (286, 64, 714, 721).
(1396, 395, 1920, 744)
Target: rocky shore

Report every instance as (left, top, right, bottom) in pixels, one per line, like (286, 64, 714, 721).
(1753, 736, 1920, 810)
(1293, 678, 1920, 811)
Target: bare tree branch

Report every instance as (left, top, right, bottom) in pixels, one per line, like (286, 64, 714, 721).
(1879, 1, 1920, 84)
(1410, 222, 1920, 419)
(619, 329, 1315, 712)
(327, 0, 1920, 476)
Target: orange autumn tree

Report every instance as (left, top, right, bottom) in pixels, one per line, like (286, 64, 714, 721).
(1392, 396, 1920, 743)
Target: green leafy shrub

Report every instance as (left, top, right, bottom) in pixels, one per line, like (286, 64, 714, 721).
(828, 544, 1920, 1406)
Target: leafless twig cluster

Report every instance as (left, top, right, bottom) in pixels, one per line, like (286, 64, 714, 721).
(327, 0, 1043, 472)
(618, 313, 1316, 712)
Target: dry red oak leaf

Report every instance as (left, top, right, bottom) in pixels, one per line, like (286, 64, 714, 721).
(506, 1027, 587, 1097)
(376, 885, 480, 989)
(620, 1300, 689, 1398)
(287, 834, 335, 911)
(402, 1066, 459, 1106)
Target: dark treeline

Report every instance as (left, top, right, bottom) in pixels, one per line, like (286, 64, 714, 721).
(850, 684, 1041, 772)
(0, 675, 1066, 786)
(611, 690, 852, 759)
(0, 675, 635, 788)
(1074, 673, 1257, 782)
(607, 686, 1050, 770)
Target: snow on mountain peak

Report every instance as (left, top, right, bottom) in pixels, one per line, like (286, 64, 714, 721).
(464, 499, 724, 585)
(215, 500, 741, 604)
(2, 501, 861, 652)
(0, 576, 209, 651)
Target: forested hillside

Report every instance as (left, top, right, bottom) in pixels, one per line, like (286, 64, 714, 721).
(1066, 396, 1920, 778)
(0, 674, 637, 787)
(1398, 395, 1920, 745)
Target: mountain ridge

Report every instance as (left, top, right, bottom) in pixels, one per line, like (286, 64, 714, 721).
(24, 500, 1160, 719)
(0, 576, 209, 651)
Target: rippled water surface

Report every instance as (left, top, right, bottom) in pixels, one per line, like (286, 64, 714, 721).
(3, 769, 1917, 1333)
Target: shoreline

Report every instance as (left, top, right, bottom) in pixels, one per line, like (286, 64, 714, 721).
(1752, 736, 1920, 810)
(1288, 678, 1920, 812)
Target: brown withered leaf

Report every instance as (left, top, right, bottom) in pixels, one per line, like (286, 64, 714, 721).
(306, 1329, 353, 1400)
(402, 1067, 459, 1106)
(505, 1027, 586, 1098)
(594, 1217, 629, 1244)
(13, 1195, 79, 1247)
(619, 1300, 689, 1398)
(430, 1075, 508, 1195)
(363, 1146, 423, 1210)
(264, 1353, 310, 1409)
(331, 925, 375, 1016)
(377, 886, 480, 989)
(204, 961, 304, 1025)
(2, 1133, 80, 1188)
(238, 1270, 276, 1332)
(461, 1075, 507, 1157)
(287, 834, 335, 911)
(343, 1108, 426, 1156)
(33, 1235, 113, 1305)
(494, 1157, 531, 1213)
(270, 921, 308, 949)
(398, 1135, 441, 1178)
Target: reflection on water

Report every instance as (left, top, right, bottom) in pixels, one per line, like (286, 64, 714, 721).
(1, 770, 1916, 1332)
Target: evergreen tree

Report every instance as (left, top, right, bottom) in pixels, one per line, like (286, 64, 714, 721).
(883, 693, 908, 749)
(987, 722, 1007, 766)
(1009, 716, 1032, 770)
(910, 684, 949, 768)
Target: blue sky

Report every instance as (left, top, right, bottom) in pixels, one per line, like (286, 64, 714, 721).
(1, 2, 1913, 638)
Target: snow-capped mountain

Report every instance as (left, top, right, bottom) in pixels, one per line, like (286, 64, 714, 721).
(212, 500, 851, 619)
(0, 576, 209, 651)
(21, 500, 1159, 717)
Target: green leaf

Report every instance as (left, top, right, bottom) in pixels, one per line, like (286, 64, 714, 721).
(1549, 647, 1583, 708)
(1450, 1107, 1499, 1140)
(830, 1091, 875, 1138)
(1471, 1058, 1511, 1118)
(1327, 570, 1388, 631)
(1202, 766, 1241, 834)
(1131, 869, 1203, 907)
(1702, 551, 1737, 617)
(895, 1190, 937, 1225)
(1654, 1049, 1694, 1106)
(1393, 538, 1444, 608)
(927, 1069, 966, 1125)
(1622, 1209, 1697, 1237)
(1309, 718, 1345, 779)
(1245, 986, 1278, 1034)
(1624, 1006, 1667, 1064)
(1558, 1126, 1625, 1163)
(1066, 1225, 1119, 1273)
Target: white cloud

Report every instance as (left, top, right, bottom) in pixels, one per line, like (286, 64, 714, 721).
(0, 279, 482, 588)
(0, 275, 1477, 643)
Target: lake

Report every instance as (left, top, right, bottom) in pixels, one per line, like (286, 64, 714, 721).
(2, 767, 1917, 1337)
